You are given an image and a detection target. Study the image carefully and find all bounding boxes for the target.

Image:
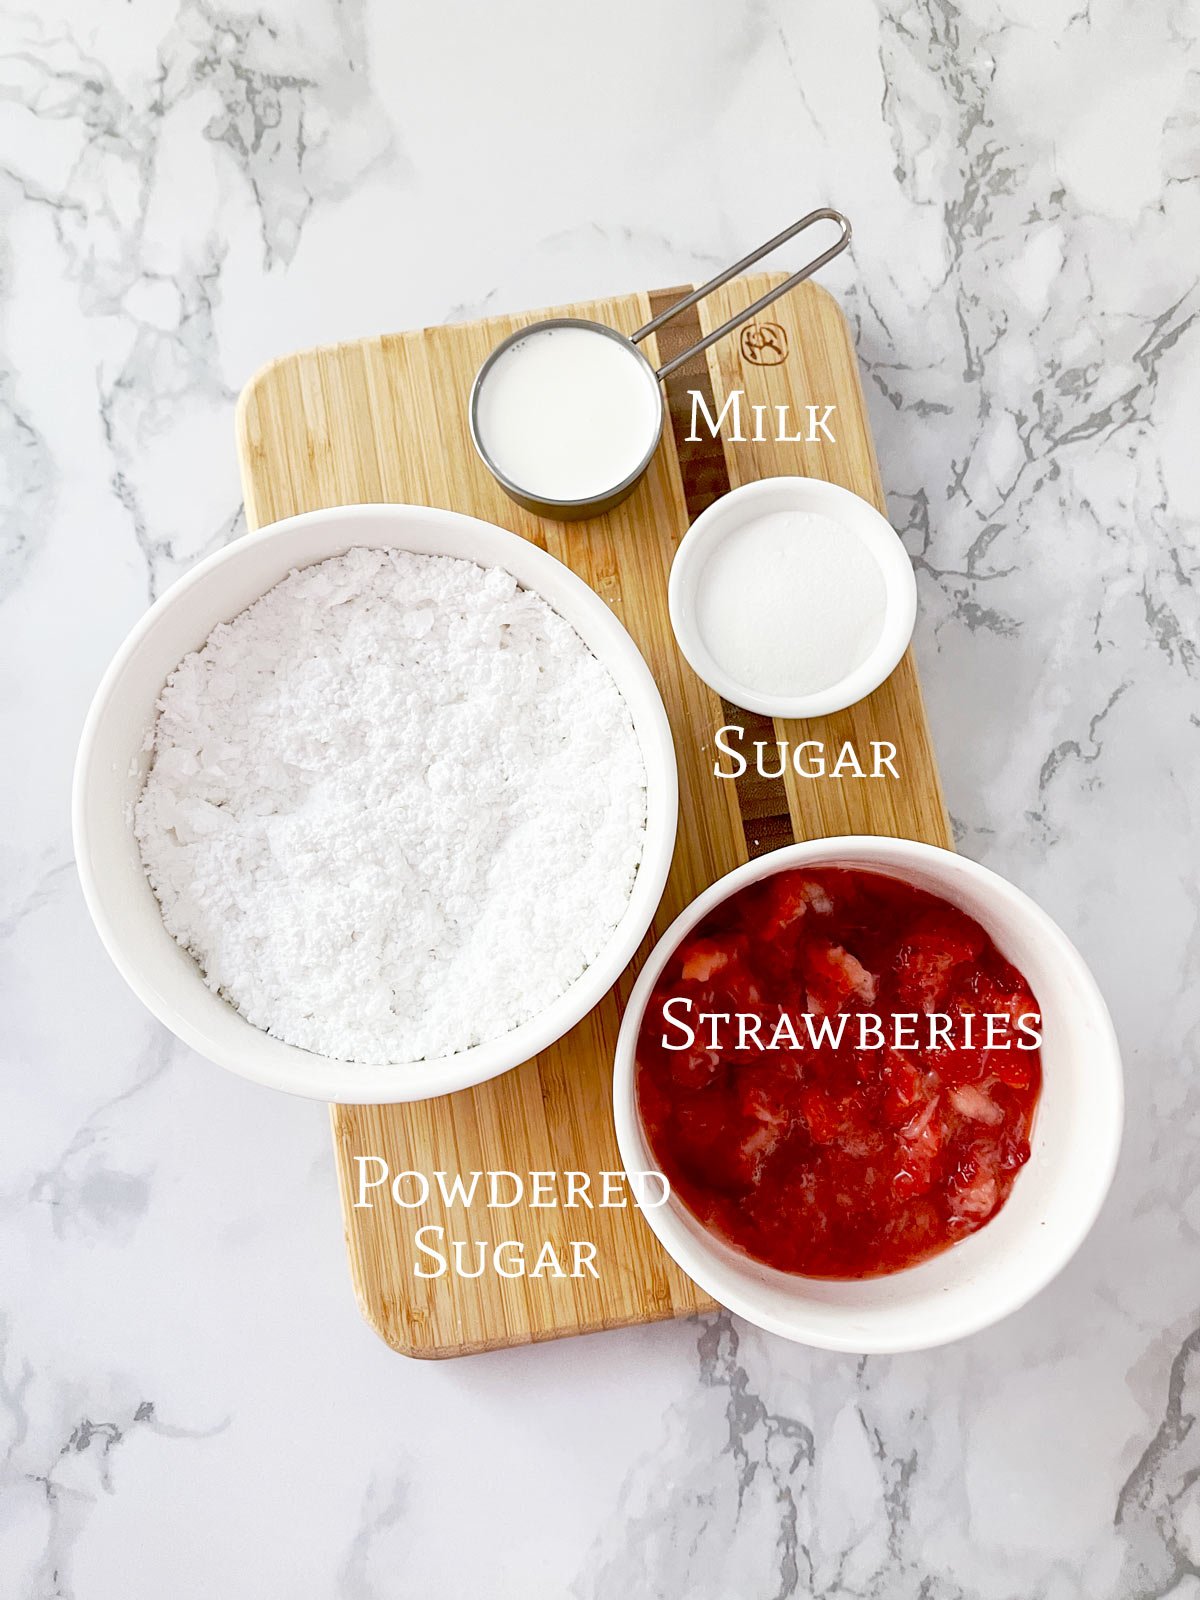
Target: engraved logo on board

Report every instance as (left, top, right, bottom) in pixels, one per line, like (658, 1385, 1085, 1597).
(740, 321, 789, 366)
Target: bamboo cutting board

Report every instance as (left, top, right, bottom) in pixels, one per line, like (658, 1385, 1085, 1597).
(236, 273, 951, 1357)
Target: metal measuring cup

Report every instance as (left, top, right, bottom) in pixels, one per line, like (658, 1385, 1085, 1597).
(468, 208, 852, 521)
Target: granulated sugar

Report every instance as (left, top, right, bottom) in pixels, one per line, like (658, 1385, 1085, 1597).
(695, 510, 886, 696)
(134, 547, 647, 1064)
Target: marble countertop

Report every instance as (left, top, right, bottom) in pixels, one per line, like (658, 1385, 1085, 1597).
(3, 0, 1198, 1594)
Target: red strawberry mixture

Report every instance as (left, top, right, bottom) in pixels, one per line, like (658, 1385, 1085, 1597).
(635, 867, 1042, 1278)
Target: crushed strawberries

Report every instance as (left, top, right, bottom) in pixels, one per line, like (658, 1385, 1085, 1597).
(635, 867, 1042, 1278)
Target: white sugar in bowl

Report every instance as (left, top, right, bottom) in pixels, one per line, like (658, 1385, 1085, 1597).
(668, 476, 917, 719)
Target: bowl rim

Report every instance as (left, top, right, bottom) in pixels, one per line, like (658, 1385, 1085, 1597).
(73, 501, 679, 1103)
(612, 835, 1124, 1353)
(667, 476, 918, 720)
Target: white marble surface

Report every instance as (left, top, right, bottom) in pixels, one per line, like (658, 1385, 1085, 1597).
(2, 0, 1198, 1594)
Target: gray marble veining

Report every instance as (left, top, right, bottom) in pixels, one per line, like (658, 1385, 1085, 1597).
(1, 0, 1198, 1594)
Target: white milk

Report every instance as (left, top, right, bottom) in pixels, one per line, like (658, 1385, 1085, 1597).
(695, 510, 887, 696)
(474, 326, 661, 502)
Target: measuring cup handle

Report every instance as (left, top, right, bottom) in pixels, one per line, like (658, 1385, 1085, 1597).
(631, 209, 852, 381)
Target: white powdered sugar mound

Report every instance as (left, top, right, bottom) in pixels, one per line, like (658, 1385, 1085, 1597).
(134, 546, 648, 1064)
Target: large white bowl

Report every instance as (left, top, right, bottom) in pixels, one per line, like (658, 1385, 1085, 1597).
(74, 503, 678, 1104)
(613, 836, 1122, 1353)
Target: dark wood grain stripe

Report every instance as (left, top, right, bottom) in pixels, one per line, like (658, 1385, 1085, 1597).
(649, 286, 796, 860)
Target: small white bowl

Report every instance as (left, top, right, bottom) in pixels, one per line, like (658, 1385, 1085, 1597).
(613, 836, 1122, 1353)
(74, 503, 678, 1104)
(668, 476, 918, 719)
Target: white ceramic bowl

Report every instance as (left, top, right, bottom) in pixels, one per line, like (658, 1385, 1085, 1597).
(668, 476, 918, 719)
(74, 503, 678, 1104)
(613, 836, 1122, 1353)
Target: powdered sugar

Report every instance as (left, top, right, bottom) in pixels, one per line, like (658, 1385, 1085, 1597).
(134, 546, 647, 1064)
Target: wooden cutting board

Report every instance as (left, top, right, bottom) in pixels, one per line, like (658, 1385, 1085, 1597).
(236, 272, 951, 1357)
